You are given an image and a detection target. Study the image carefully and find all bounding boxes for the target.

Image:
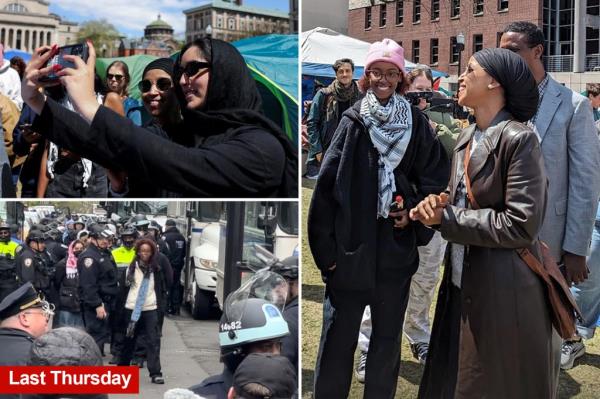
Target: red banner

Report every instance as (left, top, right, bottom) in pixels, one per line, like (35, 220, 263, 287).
(0, 366, 139, 394)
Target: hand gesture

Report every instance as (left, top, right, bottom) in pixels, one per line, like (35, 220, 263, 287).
(409, 193, 449, 226)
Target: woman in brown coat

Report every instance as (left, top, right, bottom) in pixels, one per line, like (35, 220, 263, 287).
(411, 48, 556, 398)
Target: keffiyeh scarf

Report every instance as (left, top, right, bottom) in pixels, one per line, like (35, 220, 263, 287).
(360, 90, 412, 218)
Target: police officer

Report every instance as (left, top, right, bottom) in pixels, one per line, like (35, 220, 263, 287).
(15, 230, 56, 306)
(0, 283, 54, 368)
(44, 228, 67, 264)
(79, 224, 119, 355)
(131, 215, 150, 236)
(0, 223, 19, 302)
(147, 221, 170, 258)
(163, 219, 186, 315)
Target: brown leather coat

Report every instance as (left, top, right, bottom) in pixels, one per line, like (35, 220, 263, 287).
(419, 110, 557, 399)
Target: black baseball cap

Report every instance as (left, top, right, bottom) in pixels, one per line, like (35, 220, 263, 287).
(233, 353, 297, 399)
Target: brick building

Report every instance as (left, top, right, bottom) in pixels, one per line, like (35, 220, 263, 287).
(348, 0, 539, 82)
(118, 15, 179, 58)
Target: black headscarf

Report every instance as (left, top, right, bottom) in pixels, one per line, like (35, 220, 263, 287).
(173, 38, 298, 198)
(473, 48, 538, 122)
(143, 57, 174, 78)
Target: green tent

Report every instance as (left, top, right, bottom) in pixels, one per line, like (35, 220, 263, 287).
(95, 34, 298, 143)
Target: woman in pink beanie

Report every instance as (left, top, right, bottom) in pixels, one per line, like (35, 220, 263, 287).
(308, 38, 450, 398)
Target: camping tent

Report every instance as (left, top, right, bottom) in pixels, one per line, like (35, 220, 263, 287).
(301, 27, 449, 102)
(4, 49, 32, 62)
(96, 34, 298, 143)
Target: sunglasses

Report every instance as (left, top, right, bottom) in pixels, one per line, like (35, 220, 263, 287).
(107, 73, 124, 81)
(138, 77, 173, 93)
(181, 61, 211, 79)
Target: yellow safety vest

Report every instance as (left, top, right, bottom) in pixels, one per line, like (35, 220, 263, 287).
(111, 246, 136, 269)
(0, 240, 19, 259)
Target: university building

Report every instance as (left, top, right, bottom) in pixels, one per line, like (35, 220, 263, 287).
(0, 0, 78, 52)
(184, 0, 290, 43)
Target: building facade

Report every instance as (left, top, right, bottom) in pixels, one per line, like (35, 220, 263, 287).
(119, 15, 179, 58)
(290, 0, 298, 33)
(184, 0, 290, 43)
(0, 0, 79, 52)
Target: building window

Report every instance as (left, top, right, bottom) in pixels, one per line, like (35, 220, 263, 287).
(396, 1, 403, 24)
(217, 16, 223, 28)
(16, 29, 21, 50)
(228, 18, 235, 30)
(431, 0, 440, 20)
(380, 4, 387, 26)
(473, 0, 484, 15)
(4, 3, 28, 13)
(240, 20, 245, 31)
(496, 31, 503, 47)
(473, 34, 483, 53)
(413, 0, 421, 23)
(450, 36, 459, 63)
(430, 38, 439, 64)
(498, 0, 509, 11)
(451, 0, 460, 18)
(365, 7, 372, 29)
(412, 40, 420, 63)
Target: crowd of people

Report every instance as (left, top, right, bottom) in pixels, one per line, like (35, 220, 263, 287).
(307, 21, 600, 399)
(0, 37, 297, 198)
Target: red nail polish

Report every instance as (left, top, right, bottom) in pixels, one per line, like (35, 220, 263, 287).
(52, 64, 62, 72)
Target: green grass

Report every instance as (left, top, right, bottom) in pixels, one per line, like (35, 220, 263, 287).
(301, 181, 600, 398)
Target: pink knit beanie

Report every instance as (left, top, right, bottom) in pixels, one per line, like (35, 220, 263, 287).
(365, 38, 405, 72)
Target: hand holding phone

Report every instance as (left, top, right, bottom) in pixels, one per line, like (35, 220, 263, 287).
(39, 43, 89, 83)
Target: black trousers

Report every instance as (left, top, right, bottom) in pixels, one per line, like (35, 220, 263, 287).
(168, 265, 183, 311)
(118, 309, 162, 377)
(314, 274, 412, 399)
(82, 306, 110, 353)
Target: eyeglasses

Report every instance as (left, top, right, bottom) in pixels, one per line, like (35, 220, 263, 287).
(367, 69, 402, 81)
(138, 77, 173, 93)
(23, 310, 52, 322)
(181, 61, 211, 79)
(107, 73, 124, 82)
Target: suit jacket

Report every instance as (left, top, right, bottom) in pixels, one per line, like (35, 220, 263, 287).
(533, 76, 600, 259)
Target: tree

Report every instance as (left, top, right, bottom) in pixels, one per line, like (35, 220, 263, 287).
(76, 19, 121, 58)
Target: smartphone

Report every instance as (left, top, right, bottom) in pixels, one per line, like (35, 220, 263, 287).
(39, 43, 89, 83)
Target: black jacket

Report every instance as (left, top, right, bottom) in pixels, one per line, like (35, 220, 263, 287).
(0, 327, 35, 365)
(190, 367, 233, 399)
(53, 258, 80, 313)
(33, 99, 289, 197)
(163, 227, 186, 268)
(77, 244, 118, 309)
(308, 102, 450, 291)
(282, 296, 298, 373)
(15, 247, 52, 293)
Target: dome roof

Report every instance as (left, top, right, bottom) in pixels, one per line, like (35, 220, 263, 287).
(146, 14, 172, 30)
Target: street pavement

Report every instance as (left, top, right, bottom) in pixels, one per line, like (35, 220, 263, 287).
(112, 308, 221, 398)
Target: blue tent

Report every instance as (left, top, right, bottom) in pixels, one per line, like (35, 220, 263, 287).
(4, 50, 31, 62)
(233, 34, 298, 143)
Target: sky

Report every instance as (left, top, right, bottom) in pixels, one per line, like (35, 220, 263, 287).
(48, 0, 290, 39)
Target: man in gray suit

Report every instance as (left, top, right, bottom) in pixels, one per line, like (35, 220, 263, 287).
(501, 22, 600, 371)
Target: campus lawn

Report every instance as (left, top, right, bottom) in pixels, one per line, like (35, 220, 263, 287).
(301, 181, 600, 399)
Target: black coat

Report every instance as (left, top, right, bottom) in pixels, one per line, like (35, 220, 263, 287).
(0, 327, 34, 365)
(308, 102, 450, 291)
(77, 245, 118, 309)
(281, 296, 298, 373)
(163, 227, 186, 268)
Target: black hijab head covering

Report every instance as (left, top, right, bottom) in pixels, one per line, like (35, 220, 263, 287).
(173, 38, 297, 197)
(472, 48, 538, 122)
(143, 57, 174, 78)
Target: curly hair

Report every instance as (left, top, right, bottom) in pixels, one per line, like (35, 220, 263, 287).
(127, 238, 159, 282)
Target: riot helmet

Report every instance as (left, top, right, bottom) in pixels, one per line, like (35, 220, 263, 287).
(0, 223, 11, 243)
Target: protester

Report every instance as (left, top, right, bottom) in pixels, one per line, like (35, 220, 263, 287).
(305, 58, 361, 179)
(308, 38, 449, 398)
(0, 283, 54, 366)
(53, 240, 85, 328)
(412, 47, 554, 398)
(22, 40, 297, 197)
(500, 21, 600, 372)
(229, 353, 297, 399)
(117, 238, 167, 384)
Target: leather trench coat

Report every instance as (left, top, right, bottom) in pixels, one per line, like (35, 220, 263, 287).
(419, 110, 557, 399)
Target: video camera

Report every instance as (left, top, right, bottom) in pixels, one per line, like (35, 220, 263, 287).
(405, 91, 470, 120)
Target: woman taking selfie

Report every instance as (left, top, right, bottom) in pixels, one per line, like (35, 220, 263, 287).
(412, 48, 553, 398)
(308, 38, 449, 399)
(21, 40, 297, 197)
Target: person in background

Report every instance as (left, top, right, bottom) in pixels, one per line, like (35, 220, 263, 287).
(104, 60, 142, 126)
(0, 44, 22, 110)
(163, 219, 186, 316)
(501, 21, 600, 373)
(53, 240, 85, 328)
(229, 353, 297, 399)
(9, 56, 26, 80)
(305, 58, 361, 179)
(585, 82, 600, 122)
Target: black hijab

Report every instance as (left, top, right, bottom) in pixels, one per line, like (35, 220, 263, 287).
(174, 38, 298, 198)
(473, 48, 538, 122)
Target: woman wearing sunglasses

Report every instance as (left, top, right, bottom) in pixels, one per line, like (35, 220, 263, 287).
(105, 60, 142, 126)
(308, 39, 449, 398)
(21, 39, 297, 198)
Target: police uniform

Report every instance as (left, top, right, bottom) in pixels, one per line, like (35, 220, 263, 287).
(78, 243, 118, 353)
(190, 368, 232, 399)
(163, 223, 186, 314)
(109, 243, 136, 361)
(0, 239, 19, 303)
(15, 247, 54, 303)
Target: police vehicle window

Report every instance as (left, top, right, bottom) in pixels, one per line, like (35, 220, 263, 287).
(193, 202, 224, 222)
(134, 202, 168, 215)
(277, 202, 298, 235)
(242, 202, 273, 268)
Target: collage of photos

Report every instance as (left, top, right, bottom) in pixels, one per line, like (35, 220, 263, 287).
(1, 0, 600, 398)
